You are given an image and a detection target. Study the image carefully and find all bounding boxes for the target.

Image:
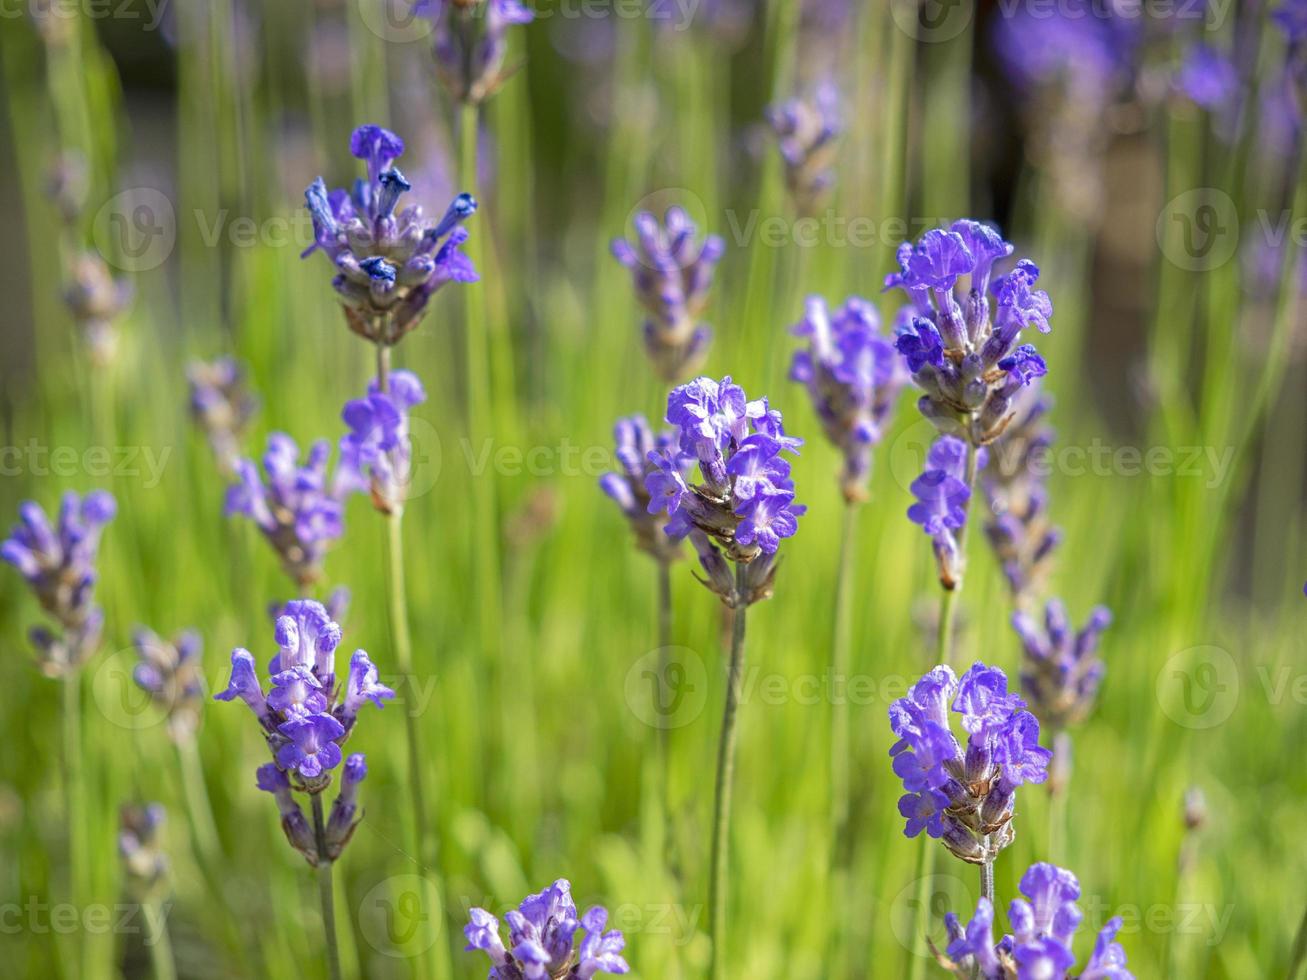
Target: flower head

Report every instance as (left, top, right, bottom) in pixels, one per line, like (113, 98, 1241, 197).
(599, 415, 692, 563)
(118, 803, 168, 898)
(188, 357, 258, 474)
(131, 627, 205, 742)
(215, 599, 389, 861)
(889, 662, 1050, 864)
(63, 251, 132, 366)
(906, 436, 987, 589)
(338, 369, 427, 514)
(417, 0, 535, 106)
(611, 207, 723, 381)
(464, 879, 630, 979)
(225, 433, 348, 586)
(790, 295, 906, 500)
(2, 491, 116, 676)
(303, 125, 477, 346)
(1014, 600, 1112, 730)
(766, 81, 841, 216)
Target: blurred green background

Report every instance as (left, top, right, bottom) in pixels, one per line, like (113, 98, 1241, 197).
(1, 0, 1305, 977)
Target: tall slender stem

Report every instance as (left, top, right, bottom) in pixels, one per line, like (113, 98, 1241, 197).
(980, 843, 994, 907)
(62, 673, 87, 975)
(143, 900, 177, 980)
(656, 559, 673, 867)
(1288, 903, 1307, 980)
(905, 843, 935, 980)
(708, 564, 749, 980)
(311, 794, 343, 980)
(176, 740, 222, 863)
(1048, 731, 1071, 864)
(936, 442, 980, 665)
(830, 501, 859, 866)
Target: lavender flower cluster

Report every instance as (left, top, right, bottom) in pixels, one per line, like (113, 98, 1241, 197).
(611, 208, 725, 382)
(766, 83, 841, 216)
(214, 600, 391, 864)
(131, 626, 205, 743)
(63, 252, 133, 366)
(416, 0, 535, 106)
(940, 862, 1133, 978)
(599, 415, 689, 564)
(789, 295, 906, 501)
(890, 663, 1050, 865)
(1, 491, 116, 676)
(188, 356, 258, 474)
(464, 878, 629, 979)
(906, 435, 985, 590)
(119, 803, 168, 898)
(338, 369, 427, 515)
(888, 222, 1052, 449)
(304, 125, 477, 346)
(645, 376, 805, 604)
(1013, 601, 1112, 732)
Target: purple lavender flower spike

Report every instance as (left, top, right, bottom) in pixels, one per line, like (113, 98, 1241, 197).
(225, 433, 347, 586)
(646, 375, 804, 604)
(598, 415, 689, 564)
(464, 880, 629, 979)
(216, 601, 386, 862)
(790, 295, 906, 500)
(63, 251, 132, 366)
(3, 491, 116, 676)
(188, 356, 258, 475)
(888, 222, 1053, 451)
(907, 436, 986, 589)
(937, 861, 1135, 978)
(1015, 600, 1112, 730)
(611, 207, 724, 381)
(416, 0, 535, 105)
(131, 627, 205, 742)
(889, 661, 1049, 866)
(339, 369, 427, 514)
(119, 803, 168, 897)
(1173, 44, 1239, 111)
(766, 80, 842, 216)
(303, 125, 477, 345)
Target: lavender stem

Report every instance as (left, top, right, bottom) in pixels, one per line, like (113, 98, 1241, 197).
(62, 673, 88, 975)
(980, 843, 995, 907)
(657, 559, 673, 867)
(936, 441, 980, 665)
(708, 563, 750, 980)
(311, 793, 343, 980)
(144, 899, 177, 980)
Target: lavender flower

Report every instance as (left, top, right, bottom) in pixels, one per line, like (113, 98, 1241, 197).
(338, 369, 427, 514)
(887, 223, 1052, 450)
(938, 862, 1134, 979)
(645, 376, 805, 604)
(599, 415, 690, 564)
(766, 82, 841, 216)
(131, 627, 205, 742)
(981, 382, 1060, 600)
(889, 663, 1050, 865)
(1173, 44, 1239, 110)
(790, 294, 906, 501)
(908, 436, 987, 590)
(464, 879, 630, 979)
(416, 0, 535, 106)
(1013, 601, 1112, 731)
(225, 433, 348, 586)
(63, 251, 132, 366)
(611, 207, 724, 382)
(119, 803, 168, 897)
(2, 491, 116, 676)
(188, 357, 258, 474)
(303, 124, 477, 346)
(216, 600, 388, 864)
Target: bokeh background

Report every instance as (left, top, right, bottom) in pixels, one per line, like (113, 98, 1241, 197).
(1, 0, 1305, 977)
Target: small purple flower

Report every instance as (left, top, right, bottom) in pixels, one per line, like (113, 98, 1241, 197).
(790, 295, 907, 500)
(417, 0, 535, 105)
(611, 207, 723, 381)
(889, 662, 1050, 865)
(766, 81, 841, 216)
(187, 357, 258, 474)
(1014, 600, 1112, 730)
(225, 433, 348, 586)
(906, 436, 986, 589)
(2, 491, 116, 676)
(1173, 44, 1239, 110)
(944, 897, 1001, 977)
(464, 880, 629, 979)
(63, 251, 132, 366)
(131, 627, 205, 742)
(338, 369, 427, 514)
(645, 376, 804, 595)
(303, 125, 477, 345)
(599, 415, 691, 563)
(215, 600, 388, 862)
(119, 803, 168, 895)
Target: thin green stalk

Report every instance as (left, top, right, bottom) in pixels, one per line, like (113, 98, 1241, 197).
(175, 740, 221, 863)
(829, 501, 858, 976)
(311, 794, 343, 980)
(1286, 899, 1307, 979)
(936, 443, 979, 665)
(62, 673, 86, 978)
(1048, 731, 1071, 865)
(656, 559, 673, 868)
(905, 843, 936, 980)
(708, 564, 750, 980)
(143, 900, 176, 980)
(980, 843, 994, 907)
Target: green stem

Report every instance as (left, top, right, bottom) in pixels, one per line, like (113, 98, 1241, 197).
(980, 845, 994, 907)
(143, 900, 177, 980)
(1048, 731, 1071, 865)
(176, 740, 222, 863)
(656, 559, 673, 869)
(1287, 896, 1307, 979)
(62, 673, 86, 976)
(708, 564, 749, 980)
(311, 795, 343, 980)
(830, 502, 858, 866)
(905, 842, 935, 980)
(936, 442, 979, 665)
